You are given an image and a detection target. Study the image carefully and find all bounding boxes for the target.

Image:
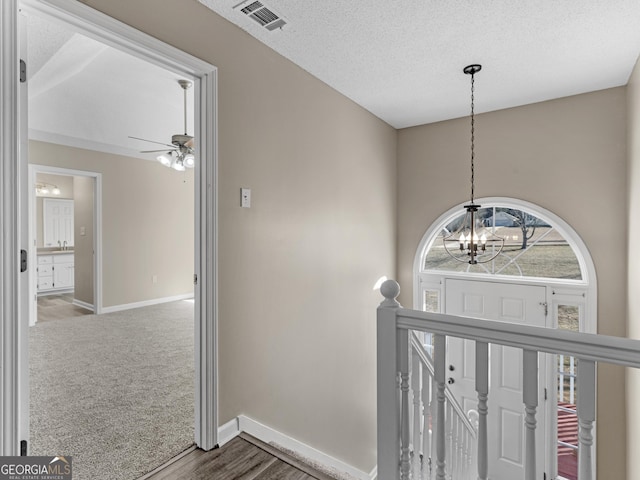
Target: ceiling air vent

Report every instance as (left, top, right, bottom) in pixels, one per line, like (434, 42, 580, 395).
(234, 1, 286, 31)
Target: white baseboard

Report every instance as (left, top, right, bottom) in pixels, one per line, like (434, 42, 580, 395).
(218, 415, 376, 480)
(217, 417, 241, 447)
(72, 298, 94, 312)
(101, 293, 194, 314)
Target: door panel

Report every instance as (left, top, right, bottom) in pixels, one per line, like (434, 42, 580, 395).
(445, 279, 547, 479)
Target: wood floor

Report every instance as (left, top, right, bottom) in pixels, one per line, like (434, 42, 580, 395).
(141, 433, 338, 480)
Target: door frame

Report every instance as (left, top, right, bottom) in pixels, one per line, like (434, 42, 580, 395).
(413, 197, 598, 478)
(1, 0, 219, 454)
(29, 164, 103, 325)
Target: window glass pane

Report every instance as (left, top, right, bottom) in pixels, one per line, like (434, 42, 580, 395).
(424, 207, 582, 280)
(558, 305, 580, 332)
(423, 290, 439, 313)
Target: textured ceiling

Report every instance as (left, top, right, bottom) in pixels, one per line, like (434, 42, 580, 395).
(26, 14, 193, 162)
(199, 0, 640, 128)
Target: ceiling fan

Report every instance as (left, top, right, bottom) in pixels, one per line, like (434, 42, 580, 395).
(129, 79, 195, 171)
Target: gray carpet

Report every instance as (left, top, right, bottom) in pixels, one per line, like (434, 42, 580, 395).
(29, 300, 195, 480)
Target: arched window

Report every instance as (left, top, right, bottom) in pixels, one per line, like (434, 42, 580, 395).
(414, 198, 596, 333)
(423, 205, 582, 280)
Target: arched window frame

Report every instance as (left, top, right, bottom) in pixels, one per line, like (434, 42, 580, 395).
(413, 197, 597, 335)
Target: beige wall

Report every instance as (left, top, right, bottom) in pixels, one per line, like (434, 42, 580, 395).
(627, 56, 640, 480)
(78, 0, 397, 472)
(29, 141, 195, 309)
(73, 175, 94, 306)
(397, 88, 628, 478)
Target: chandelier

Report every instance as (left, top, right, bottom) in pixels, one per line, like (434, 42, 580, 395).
(443, 64, 504, 264)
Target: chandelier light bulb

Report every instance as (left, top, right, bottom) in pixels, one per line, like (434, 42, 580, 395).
(51, 187, 61, 195)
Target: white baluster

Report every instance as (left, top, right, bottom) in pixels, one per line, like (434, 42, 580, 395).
(455, 414, 463, 480)
(559, 354, 565, 402)
(569, 356, 575, 404)
(523, 349, 538, 480)
(445, 402, 453, 478)
(422, 366, 432, 479)
(412, 349, 423, 478)
(400, 328, 411, 480)
(377, 280, 401, 480)
(464, 428, 473, 480)
(577, 359, 596, 480)
(475, 341, 489, 480)
(431, 375, 438, 479)
(434, 334, 447, 480)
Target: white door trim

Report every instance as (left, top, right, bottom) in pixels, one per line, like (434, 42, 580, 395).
(2, 0, 219, 453)
(1, 0, 21, 455)
(29, 164, 103, 323)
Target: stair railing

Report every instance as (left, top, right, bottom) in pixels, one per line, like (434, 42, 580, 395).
(377, 279, 640, 480)
(409, 331, 477, 479)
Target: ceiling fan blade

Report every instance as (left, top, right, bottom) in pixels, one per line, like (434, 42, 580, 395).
(140, 149, 178, 153)
(185, 137, 194, 148)
(128, 135, 175, 148)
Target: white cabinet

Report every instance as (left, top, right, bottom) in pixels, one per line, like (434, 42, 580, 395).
(38, 253, 74, 293)
(43, 198, 74, 248)
(37, 256, 53, 291)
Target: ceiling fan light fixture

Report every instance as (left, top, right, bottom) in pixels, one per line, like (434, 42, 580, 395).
(157, 153, 173, 167)
(133, 79, 196, 172)
(172, 158, 186, 172)
(183, 153, 195, 168)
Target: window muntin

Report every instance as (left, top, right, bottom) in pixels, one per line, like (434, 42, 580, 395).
(423, 207, 582, 280)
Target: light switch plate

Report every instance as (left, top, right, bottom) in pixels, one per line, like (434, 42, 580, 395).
(241, 188, 251, 208)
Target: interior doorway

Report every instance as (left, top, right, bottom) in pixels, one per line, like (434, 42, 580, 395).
(22, 8, 200, 477)
(28, 165, 101, 327)
(0, 0, 219, 462)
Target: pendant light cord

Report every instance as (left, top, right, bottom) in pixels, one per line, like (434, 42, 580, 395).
(470, 70, 475, 205)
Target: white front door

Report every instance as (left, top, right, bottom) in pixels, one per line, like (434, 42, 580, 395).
(445, 279, 548, 479)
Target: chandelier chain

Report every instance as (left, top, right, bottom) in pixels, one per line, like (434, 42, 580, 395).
(470, 70, 475, 204)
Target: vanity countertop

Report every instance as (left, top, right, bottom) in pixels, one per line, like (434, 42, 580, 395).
(37, 249, 74, 255)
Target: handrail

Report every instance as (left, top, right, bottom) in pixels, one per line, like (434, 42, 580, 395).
(410, 332, 477, 438)
(377, 279, 640, 480)
(396, 308, 640, 368)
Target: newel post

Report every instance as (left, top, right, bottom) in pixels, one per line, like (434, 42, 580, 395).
(377, 280, 402, 480)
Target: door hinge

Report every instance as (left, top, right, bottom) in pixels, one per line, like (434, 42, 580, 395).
(193, 274, 198, 285)
(544, 388, 548, 400)
(20, 249, 27, 272)
(20, 59, 26, 83)
(20, 440, 27, 456)
(543, 472, 547, 480)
